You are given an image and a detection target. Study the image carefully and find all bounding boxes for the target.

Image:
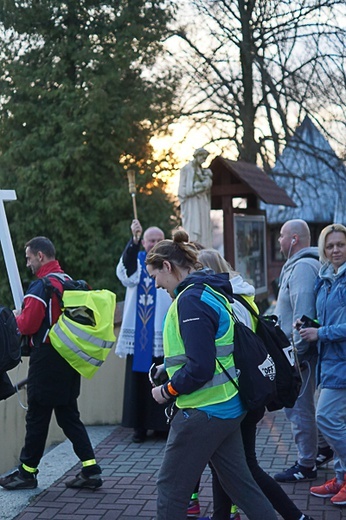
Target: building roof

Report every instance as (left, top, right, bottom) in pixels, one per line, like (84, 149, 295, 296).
(262, 116, 346, 224)
(210, 156, 296, 206)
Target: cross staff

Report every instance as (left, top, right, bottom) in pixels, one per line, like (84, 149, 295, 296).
(0, 190, 24, 309)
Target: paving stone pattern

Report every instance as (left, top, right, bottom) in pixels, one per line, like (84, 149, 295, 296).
(13, 410, 343, 520)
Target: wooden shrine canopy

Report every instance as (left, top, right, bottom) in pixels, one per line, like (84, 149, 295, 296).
(209, 156, 296, 284)
(210, 156, 296, 209)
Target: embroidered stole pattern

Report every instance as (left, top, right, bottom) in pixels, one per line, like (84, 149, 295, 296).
(133, 251, 156, 372)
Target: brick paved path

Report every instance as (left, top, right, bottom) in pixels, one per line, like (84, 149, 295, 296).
(12, 410, 343, 520)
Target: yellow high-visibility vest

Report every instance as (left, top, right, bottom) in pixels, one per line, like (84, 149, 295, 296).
(49, 289, 116, 378)
(164, 284, 238, 408)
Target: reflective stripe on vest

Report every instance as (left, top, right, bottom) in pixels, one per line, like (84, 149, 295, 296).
(49, 289, 116, 378)
(58, 315, 115, 350)
(165, 343, 234, 369)
(192, 365, 237, 391)
(52, 322, 104, 368)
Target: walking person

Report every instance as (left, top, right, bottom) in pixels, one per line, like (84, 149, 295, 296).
(300, 224, 346, 506)
(146, 231, 278, 520)
(0, 236, 102, 490)
(274, 219, 332, 484)
(192, 248, 315, 520)
(115, 219, 172, 442)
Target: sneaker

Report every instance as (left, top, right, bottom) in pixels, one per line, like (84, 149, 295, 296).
(0, 469, 38, 490)
(198, 516, 241, 520)
(187, 498, 200, 517)
(274, 462, 317, 483)
(331, 482, 346, 505)
(315, 446, 334, 468)
(310, 477, 343, 498)
(65, 471, 103, 489)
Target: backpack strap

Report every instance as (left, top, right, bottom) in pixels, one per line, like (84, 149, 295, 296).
(202, 286, 242, 393)
(43, 273, 73, 303)
(216, 357, 240, 392)
(31, 275, 70, 347)
(231, 294, 259, 318)
(232, 294, 281, 330)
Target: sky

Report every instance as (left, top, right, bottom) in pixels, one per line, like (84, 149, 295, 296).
(150, 121, 217, 195)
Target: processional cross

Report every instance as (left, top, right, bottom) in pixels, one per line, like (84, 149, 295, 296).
(0, 190, 24, 309)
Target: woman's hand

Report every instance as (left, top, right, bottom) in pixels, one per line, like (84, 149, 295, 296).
(152, 385, 170, 404)
(148, 363, 166, 387)
(299, 327, 319, 342)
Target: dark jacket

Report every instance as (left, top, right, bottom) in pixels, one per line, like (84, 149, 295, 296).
(166, 270, 234, 396)
(17, 261, 80, 407)
(0, 372, 15, 401)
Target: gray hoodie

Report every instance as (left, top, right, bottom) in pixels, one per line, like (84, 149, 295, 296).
(275, 246, 320, 357)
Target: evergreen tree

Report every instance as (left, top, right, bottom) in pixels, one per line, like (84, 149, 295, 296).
(0, 0, 179, 304)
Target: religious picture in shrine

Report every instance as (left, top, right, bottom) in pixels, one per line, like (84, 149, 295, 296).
(233, 214, 267, 295)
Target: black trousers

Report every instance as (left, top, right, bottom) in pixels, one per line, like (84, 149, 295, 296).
(211, 407, 302, 520)
(121, 355, 168, 432)
(20, 397, 95, 469)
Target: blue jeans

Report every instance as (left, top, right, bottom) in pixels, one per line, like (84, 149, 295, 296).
(285, 356, 318, 467)
(316, 388, 346, 481)
(156, 408, 277, 520)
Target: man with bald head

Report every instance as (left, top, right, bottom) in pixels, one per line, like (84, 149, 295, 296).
(115, 219, 172, 442)
(274, 219, 332, 483)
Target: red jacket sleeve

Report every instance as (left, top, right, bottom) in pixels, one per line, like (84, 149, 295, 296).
(16, 295, 46, 336)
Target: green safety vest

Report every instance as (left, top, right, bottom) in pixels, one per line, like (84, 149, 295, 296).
(164, 284, 238, 409)
(49, 289, 116, 379)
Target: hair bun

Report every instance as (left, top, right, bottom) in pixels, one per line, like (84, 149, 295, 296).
(172, 229, 189, 244)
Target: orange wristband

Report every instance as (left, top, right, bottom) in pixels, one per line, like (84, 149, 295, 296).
(167, 382, 179, 396)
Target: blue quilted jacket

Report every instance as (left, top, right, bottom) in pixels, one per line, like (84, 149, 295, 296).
(316, 261, 346, 388)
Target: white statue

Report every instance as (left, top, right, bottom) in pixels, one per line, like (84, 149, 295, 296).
(178, 148, 213, 247)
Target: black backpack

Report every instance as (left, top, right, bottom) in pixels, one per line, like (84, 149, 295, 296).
(233, 295, 302, 411)
(30, 274, 91, 347)
(0, 306, 21, 373)
(204, 287, 277, 411)
(217, 304, 278, 411)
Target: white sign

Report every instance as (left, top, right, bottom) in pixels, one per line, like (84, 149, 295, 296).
(0, 190, 24, 309)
